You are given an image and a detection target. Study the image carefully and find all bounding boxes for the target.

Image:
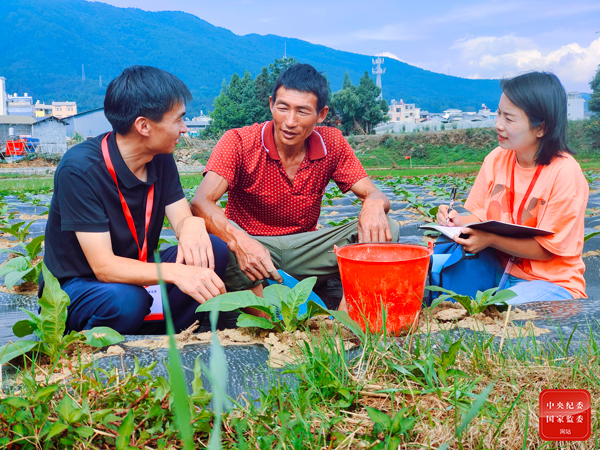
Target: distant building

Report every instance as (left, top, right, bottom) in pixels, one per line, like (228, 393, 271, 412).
(52, 101, 77, 118)
(567, 92, 585, 120)
(64, 107, 111, 138)
(0, 77, 6, 116)
(34, 101, 53, 117)
(387, 99, 420, 124)
(184, 113, 212, 136)
(7, 93, 34, 117)
(478, 104, 491, 118)
(0, 115, 36, 141)
(442, 109, 463, 122)
(0, 115, 68, 153)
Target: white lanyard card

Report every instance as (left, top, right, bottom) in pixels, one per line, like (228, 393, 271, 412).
(144, 284, 164, 321)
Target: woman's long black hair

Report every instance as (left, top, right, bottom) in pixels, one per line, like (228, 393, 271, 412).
(500, 72, 575, 166)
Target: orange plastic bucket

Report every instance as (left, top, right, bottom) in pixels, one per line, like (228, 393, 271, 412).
(334, 243, 432, 335)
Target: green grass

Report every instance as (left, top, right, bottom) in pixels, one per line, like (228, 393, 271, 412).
(0, 177, 54, 195)
(366, 165, 481, 178)
(4, 312, 599, 448)
(180, 174, 203, 190)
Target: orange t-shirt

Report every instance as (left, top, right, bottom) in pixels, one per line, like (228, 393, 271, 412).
(464, 147, 588, 298)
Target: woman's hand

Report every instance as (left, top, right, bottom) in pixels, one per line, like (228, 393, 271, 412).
(436, 205, 461, 226)
(453, 228, 492, 254)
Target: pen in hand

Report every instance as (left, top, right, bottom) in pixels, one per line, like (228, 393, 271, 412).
(446, 187, 457, 225)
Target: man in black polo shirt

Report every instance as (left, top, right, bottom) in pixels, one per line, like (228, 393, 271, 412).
(43, 66, 229, 334)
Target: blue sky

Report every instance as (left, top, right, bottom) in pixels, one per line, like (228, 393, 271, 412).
(98, 0, 600, 92)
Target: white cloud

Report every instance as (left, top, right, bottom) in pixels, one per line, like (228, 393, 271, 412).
(452, 35, 600, 90)
(351, 24, 420, 42)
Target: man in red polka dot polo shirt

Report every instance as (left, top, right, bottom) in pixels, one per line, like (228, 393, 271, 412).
(191, 64, 399, 309)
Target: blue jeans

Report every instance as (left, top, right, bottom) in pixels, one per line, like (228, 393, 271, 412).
(500, 275, 573, 305)
(58, 236, 228, 334)
(493, 258, 573, 305)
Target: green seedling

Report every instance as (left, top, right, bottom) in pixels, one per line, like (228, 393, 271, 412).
(325, 216, 357, 227)
(321, 185, 344, 206)
(197, 276, 360, 334)
(183, 187, 196, 201)
(0, 263, 124, 367)
(0, 220, 35, 242)
(585, 218, 600, 241)
(425, 285, 517, 315)
(0, 202, 17, 226)
(0, 234, 44, 289)
(158, 236, 179, 249)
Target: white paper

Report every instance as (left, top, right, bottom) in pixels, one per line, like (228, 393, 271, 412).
(144, 284, 164, 321)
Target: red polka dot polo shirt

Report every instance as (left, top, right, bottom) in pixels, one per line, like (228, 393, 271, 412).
(204, 121, 368, 236)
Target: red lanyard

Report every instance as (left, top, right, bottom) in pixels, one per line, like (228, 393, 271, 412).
(101, 133, 155, 262)
(508, 154, 543, 225)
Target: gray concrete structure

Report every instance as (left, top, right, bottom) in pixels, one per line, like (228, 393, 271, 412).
(65, 107, 111, 138)
(33, 116, 68, 153)
(0, 115, 67, 154)
(0, 115, 36, 143)
(567, 92, 586, 120)
(375, 117, 495, 134)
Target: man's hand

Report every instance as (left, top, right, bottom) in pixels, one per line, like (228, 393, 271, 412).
(453, 228, 491, 254)
(229, 234, 283, 283)
(175, 216, 214, 269)
(168, 263, 227, 304)
(350, 177, 392, 243)
(358, 199, 392, 242)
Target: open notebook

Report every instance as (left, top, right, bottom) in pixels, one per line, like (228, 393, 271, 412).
(419, 220, 554, 239)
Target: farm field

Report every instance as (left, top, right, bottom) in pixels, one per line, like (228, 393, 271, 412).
(1, 161, 600, 448)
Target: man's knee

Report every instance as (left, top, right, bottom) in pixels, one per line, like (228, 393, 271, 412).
(102, 285, 151, 333)
(66, 281, 151, 334)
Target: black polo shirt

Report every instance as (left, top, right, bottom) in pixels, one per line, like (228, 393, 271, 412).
(44, 132, 185, 282)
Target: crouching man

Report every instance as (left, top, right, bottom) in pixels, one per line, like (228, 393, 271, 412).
(42, 66, 229, 334)
(191, 63, 399, 309)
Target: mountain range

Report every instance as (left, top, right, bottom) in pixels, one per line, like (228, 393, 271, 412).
(0, 0, 503, 116)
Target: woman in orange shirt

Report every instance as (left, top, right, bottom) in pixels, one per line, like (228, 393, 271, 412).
(436, 72, 588, 304)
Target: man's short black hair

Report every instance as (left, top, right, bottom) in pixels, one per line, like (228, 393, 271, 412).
(104, 65, 192, 135)
(500, 71, 575, 165)
(271, 64, 328, 112)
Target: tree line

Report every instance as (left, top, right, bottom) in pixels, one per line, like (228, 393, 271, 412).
(205, 58, 389, 136)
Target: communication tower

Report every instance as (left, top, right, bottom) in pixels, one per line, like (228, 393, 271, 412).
(372, 56, 385, 100)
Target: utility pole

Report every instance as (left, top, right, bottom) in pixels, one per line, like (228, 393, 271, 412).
(372, 57, 385, 100)
(99, 75, 102, 87)
(82, 64, 85, 82)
